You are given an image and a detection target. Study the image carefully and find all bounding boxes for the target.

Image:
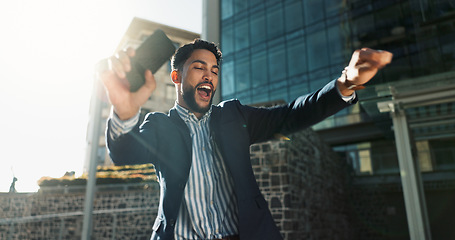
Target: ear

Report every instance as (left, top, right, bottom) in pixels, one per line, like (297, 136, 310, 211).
(171, 70, 181, 84)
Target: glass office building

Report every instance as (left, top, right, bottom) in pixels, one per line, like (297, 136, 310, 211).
(215, 0, 455, 238)
(219, 0, 455, 175)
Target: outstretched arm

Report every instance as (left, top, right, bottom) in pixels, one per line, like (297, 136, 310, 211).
(241, 48, 392, 143)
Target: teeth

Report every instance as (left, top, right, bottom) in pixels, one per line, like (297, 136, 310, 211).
(199, 85, 211, 90)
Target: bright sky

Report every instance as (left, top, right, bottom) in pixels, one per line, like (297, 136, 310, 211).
(0, 0, 202, 192)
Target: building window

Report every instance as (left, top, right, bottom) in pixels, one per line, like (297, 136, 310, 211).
(235, 18, 249, 51)
(335, 141, 400, 176)
(221, 0, 234, 20)
(250, 10, 266, 45)
(251, 50, 268, 89)
(235, 54, 250, 92)
(327, 24, 348, 66)
(233, 0, 248, 14)
(268, 45, 286, 81)
(221, 60, 235, 97)
(303, 0, 325, 26)
(359, 149, 373, 174)
(221, 23, 234, 55)
(417, 141, 433, 172)
(286, 38, 307, 77)
(284, 1, 304, 32)
(266, 4, 284, 39)
(306, 29, 329, 72)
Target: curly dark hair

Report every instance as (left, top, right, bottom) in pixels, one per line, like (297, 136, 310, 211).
(171, 39, 222, 71)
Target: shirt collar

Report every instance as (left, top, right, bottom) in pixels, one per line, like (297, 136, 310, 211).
(174, 102, 212, 123)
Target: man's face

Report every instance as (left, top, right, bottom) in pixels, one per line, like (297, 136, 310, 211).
(176, 49, 219, 117)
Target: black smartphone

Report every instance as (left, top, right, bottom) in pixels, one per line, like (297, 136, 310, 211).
(126, 29, 176, 92)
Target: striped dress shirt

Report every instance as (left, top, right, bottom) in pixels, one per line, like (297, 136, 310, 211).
(109, 104, 239, 240)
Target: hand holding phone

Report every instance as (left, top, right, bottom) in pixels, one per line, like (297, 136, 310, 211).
(126, 29, 176, 92)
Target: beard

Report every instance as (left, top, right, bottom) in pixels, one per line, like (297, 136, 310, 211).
(181, 83, 214, 115)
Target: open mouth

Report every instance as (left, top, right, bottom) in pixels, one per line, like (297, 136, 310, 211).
(196, 84, 213, 100)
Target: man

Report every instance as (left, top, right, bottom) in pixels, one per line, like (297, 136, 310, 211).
(99, 39, 392, 240)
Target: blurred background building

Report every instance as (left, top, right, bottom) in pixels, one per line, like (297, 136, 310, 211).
(208, 0, 455, 239)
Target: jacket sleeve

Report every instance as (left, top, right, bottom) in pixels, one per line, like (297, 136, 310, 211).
(106, 113, 157, 166)
(237, 79, 357, 144)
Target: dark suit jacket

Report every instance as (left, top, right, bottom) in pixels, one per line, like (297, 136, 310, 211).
(106, 79, 357, 240)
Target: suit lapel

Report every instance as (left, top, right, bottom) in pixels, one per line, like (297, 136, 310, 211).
(169, 108, 193, 162)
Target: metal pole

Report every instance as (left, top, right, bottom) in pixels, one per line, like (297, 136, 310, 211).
(391, 105, 431, 240)
(202, 0, 221, 104)
(82, 73, 104, 240)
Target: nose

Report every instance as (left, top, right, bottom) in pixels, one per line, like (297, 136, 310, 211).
(203, 70, 213, 82)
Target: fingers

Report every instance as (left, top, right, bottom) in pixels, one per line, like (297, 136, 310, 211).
(357, 48, 393, 69)
(348, 48, 393, 75)
(344, 48, 393, 87)
(125, 47, 135, 58)
(108, 56, 127, 79)
(133, 69, 156, 99)
(106, 48, 136, 79)
(115, 48, 135, 72)
(98, 50, 133, 99)
(143, 69, 156, 91)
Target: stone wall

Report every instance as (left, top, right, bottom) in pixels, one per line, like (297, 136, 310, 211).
(251, 129, 350, 239)
(0, 128, 351, 240)
(0, 187, 160, 240)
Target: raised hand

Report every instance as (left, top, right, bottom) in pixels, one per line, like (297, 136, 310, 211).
(97, 48, 156, 120)
(338, 48, 393, 96)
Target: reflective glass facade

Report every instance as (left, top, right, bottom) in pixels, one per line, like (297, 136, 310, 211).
(219, 0, 455, 175)
(220, 0, 455, 101)
(217, 1, 455, 237)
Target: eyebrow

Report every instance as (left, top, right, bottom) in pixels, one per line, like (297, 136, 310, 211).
(191, 59, 219, 69)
